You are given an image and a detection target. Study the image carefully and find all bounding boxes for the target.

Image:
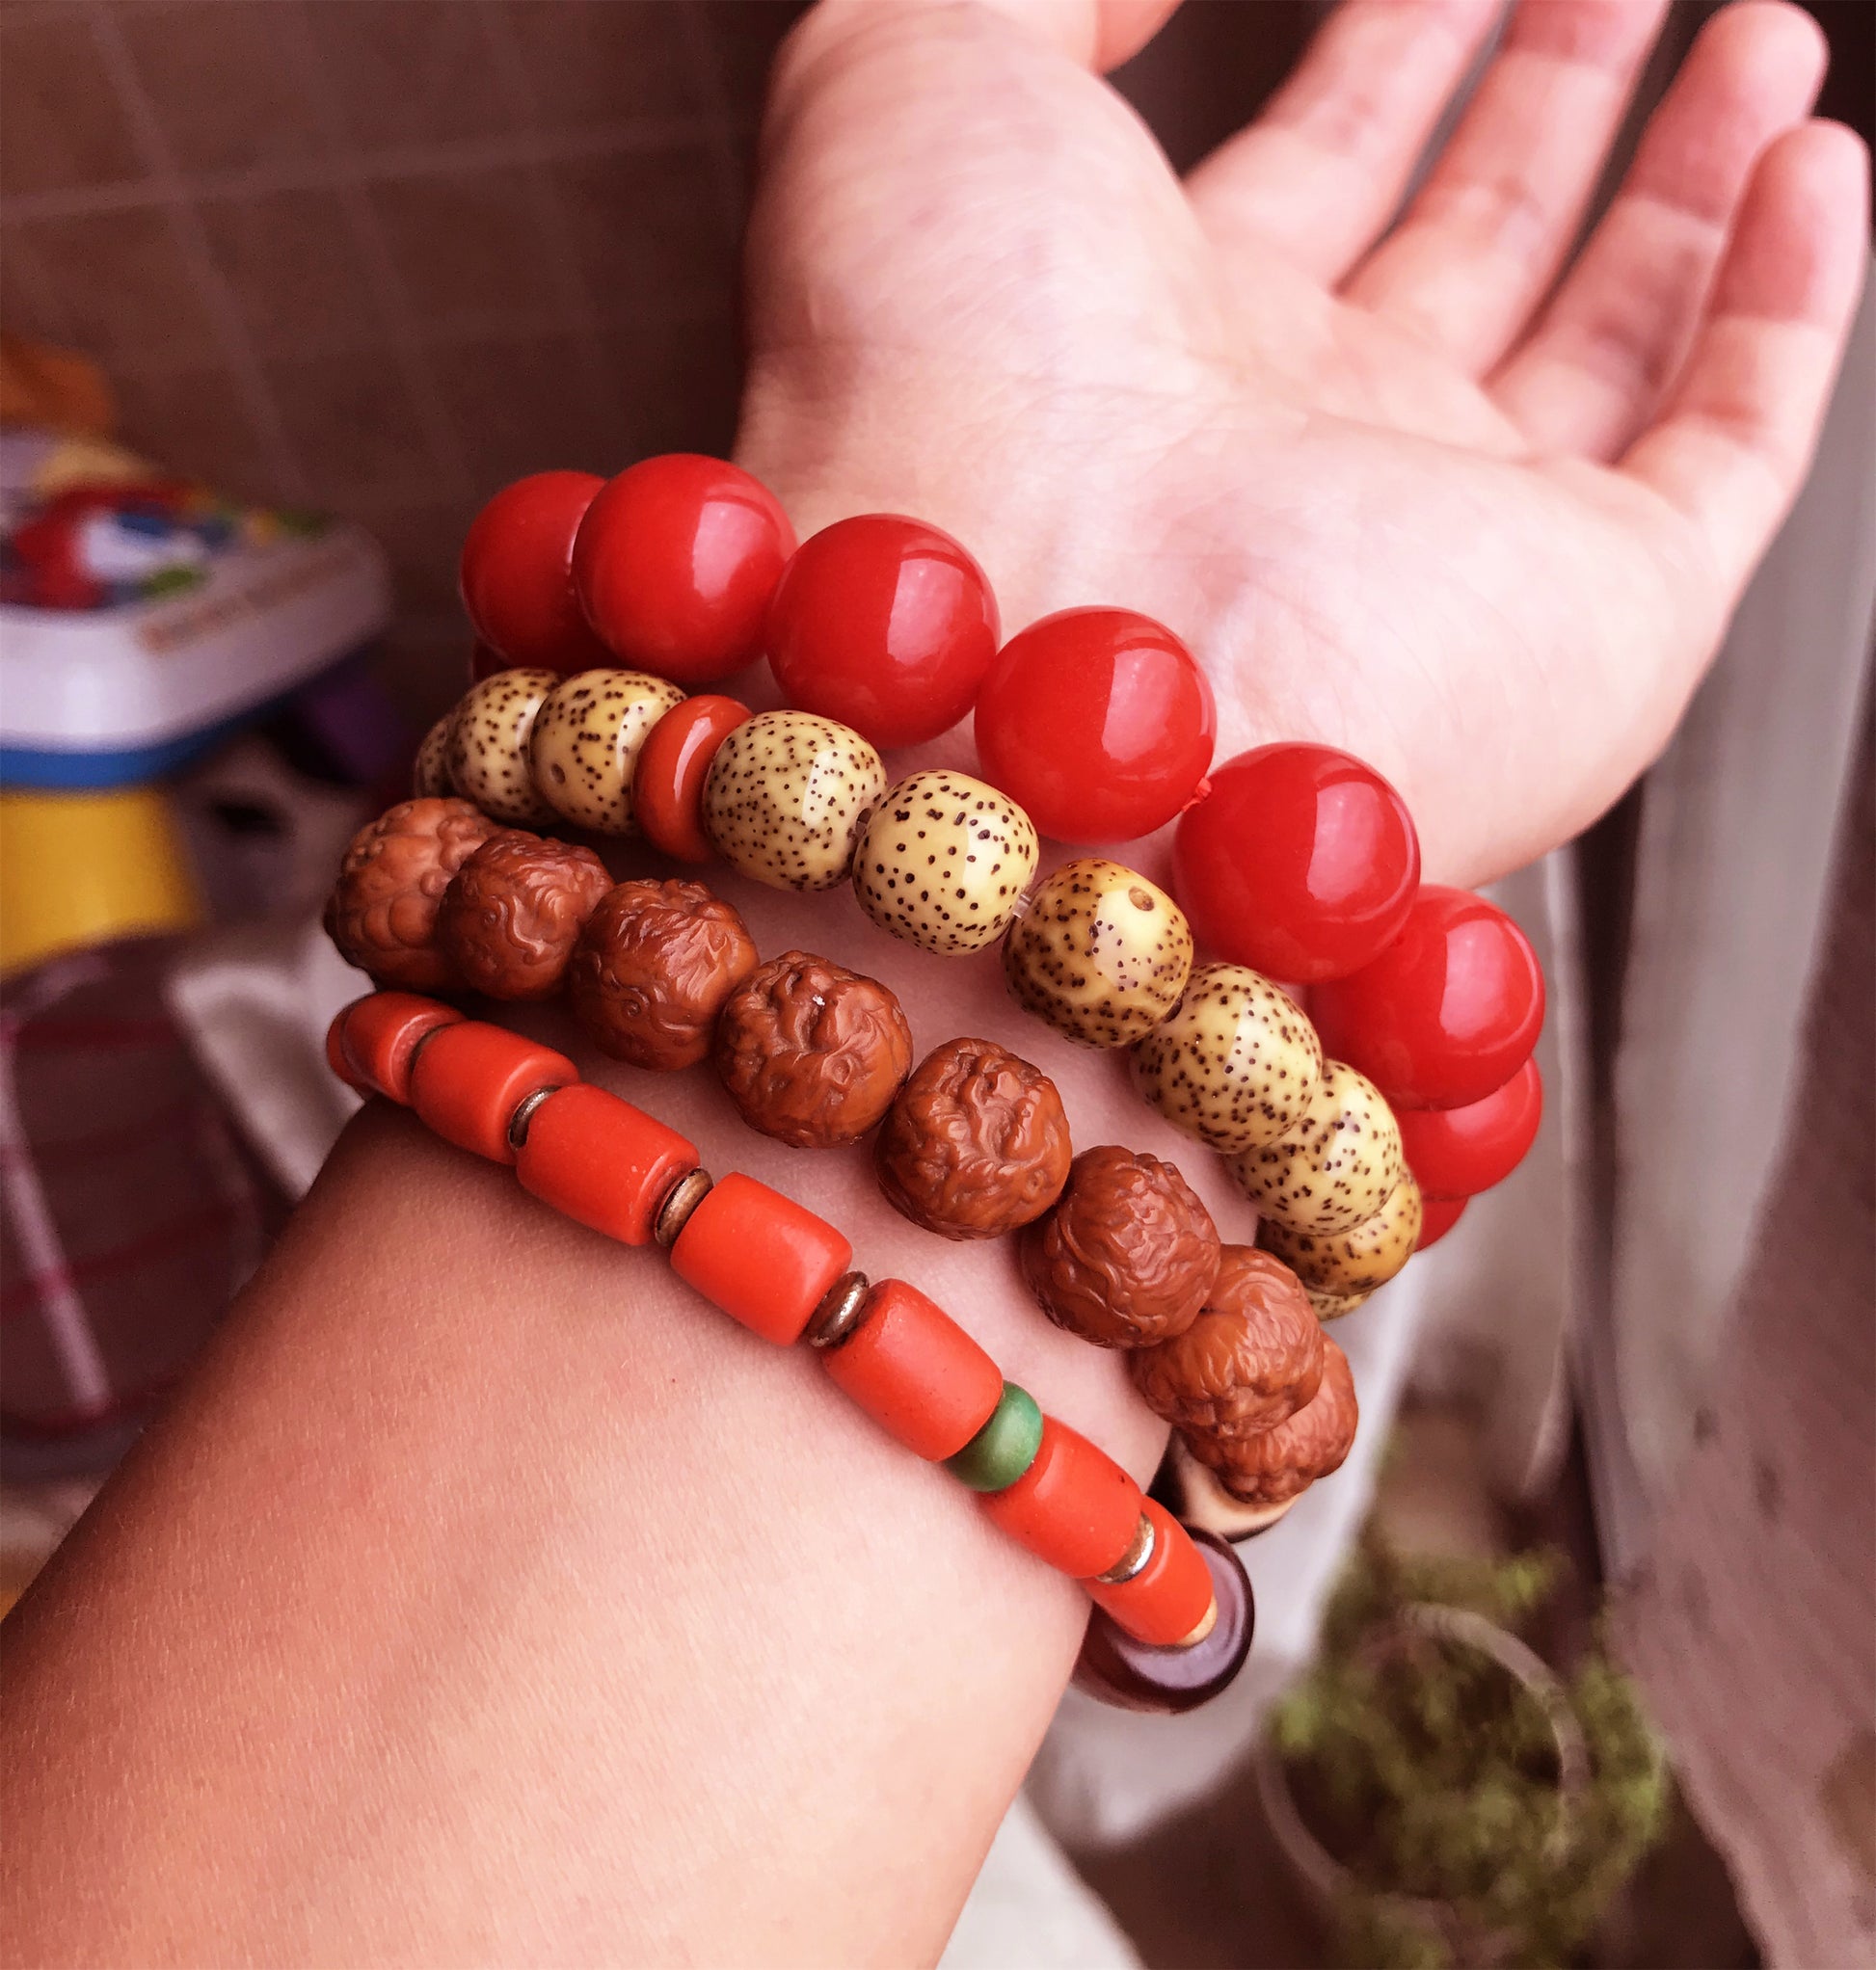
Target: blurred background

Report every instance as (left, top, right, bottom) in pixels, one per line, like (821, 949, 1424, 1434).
(1, 4, 1870, 1966)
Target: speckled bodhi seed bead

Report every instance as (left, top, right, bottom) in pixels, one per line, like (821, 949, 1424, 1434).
(702, 709, 888, 892)
(1131, 964, 1324, 1154)
(446, 668, 559, 825)
(851, 769, 1038, 956)
(1225, 1060, 1403, 1237)
(528, 669, 685, 835)
(1004, 858, 1193, 1048)
(413, 713, 453, 798)
(1306, 1286, 1370, 1320)
(1258, 1173, 1422, 1296)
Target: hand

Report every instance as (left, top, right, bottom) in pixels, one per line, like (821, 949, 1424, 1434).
(737, 0, 1868, 883)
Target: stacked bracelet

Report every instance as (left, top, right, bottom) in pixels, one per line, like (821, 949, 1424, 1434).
(327, 988, 1253, 1715)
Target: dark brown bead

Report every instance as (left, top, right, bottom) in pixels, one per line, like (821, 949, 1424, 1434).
(713, 951, 914, 1148)
(1019, 1145, 1219, 1348)
(1131, 1245, 1324, 1437)
(873, 1036, 1072, 1240)
(436, 832, 612, 1000)
(324, 797, 504, 992)
(1073, 1530, 1253, 1714)
(1184, 1335, 1358, 1506)
(569, 878, 758, 1071)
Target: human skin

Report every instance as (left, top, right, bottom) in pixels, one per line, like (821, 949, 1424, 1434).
(0, 3, 1863, 1964)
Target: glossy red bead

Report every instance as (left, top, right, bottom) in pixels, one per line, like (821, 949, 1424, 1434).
(1400, 1057, 1541, 1200)
(460, 471, 610, 673)
(573, 454, 795, 684)
(468, 639, 507, 682)
(1311, 887, 1544, 1111)
(1416, 1194, 1467, 1251)
(764, 514, 999, 748)
(974, 608, 1215, 844)
(1172, 744, 1420, 983)
(632, 694, 751, 863)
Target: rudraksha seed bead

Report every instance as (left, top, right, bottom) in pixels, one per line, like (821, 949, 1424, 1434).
(436, 832, 611, 1001)
(1019, 1145, 1220, 1349)
(1226, 1059, 1404, 1238)
(569, 878, 759, 1072)
(872, 1036, 1072, 1240)
(713, 951, 914, 1149)
(1074, 1529, 1253, 1715)
(446, 668, 561, 825)
(1002, 859, 1193, 1050)
(324, 797, 504, 992)
(1185, 1335, 1358, 1507)
(850, 769, 1038, 956)
(1131, 1245, 1325, 1438)
(821, 1279, 1005, 1462)
(1256, 1173, 1422, 1296)
(1130, 963, 1324, 1153)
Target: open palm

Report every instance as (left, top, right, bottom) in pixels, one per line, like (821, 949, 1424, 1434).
(737, 0, 1866, 882)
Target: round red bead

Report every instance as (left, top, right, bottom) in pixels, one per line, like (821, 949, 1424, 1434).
(764, 514, 999, 749)
(1399, 1057, 1541, 1199)
(460, 470, 610, 673)
(1173, 744, 1419, 983)
(468, 639, 508, 682)
(574, 454, 795, 684)
(974, 608, 1215, 844)
(1311, 887, 1544, 1111)
(1416, 1194, 1467, 1251)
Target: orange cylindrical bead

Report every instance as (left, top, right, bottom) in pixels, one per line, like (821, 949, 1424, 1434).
(1085, 1499, 1215, 1646)
(409, 1019, 578, 1163)
(327, 1012, 363, 1091)
(669, 1171, 852, 1345)
(336, 991, 466, 1104)
(821, 1279, 1004, 1461)
(633, 694, 751, 863)
(978, 1417, 1142, 1579)
(515, 1082, 698, 1247)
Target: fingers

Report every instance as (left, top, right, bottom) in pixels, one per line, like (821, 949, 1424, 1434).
(1492, 1, 1827, 459)
(1185, 0, 1500, 282)
(1621, 120, 1869, 583)
(1344, 0, 1669, 371)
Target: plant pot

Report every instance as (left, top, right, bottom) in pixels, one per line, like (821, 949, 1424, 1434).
(1253, 1603, 1589, 1969)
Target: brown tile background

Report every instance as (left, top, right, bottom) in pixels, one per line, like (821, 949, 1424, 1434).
(0, 0, 803, 722)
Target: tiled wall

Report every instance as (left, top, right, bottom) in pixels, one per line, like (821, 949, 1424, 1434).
(0, 0, 801, 716)
(0, 0, 1324, 721)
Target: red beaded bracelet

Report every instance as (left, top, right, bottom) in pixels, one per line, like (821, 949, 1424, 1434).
(330, 989, 1254, 1714)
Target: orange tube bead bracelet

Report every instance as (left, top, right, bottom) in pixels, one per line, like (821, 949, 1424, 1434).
(325, 991, 1253, 1713)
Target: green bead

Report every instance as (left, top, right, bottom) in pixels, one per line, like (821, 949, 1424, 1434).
(946, 1383, 1043, 1493)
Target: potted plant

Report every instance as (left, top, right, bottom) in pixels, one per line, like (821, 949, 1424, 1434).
(1258, 1535, 1670, 1969)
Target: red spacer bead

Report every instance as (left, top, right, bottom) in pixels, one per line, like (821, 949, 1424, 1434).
(632, 695, 751, 863)
(978, 1416, 1143, 1579)
(821, 1279, 1004, 1462)
(335, 992, 466, 1104)
(409, 1020, 578, 1164)
(669, 1171, 852, 1346)
(515, 1082, 698, 1248)
(1085, 1499, 1214, 1645)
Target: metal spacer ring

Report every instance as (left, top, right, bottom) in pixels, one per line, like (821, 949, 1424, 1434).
(804, 1272, 873, 1350)
(653, 1168, 714, 1248)
(506, 1084, 560, 1154)
(1094, 1511, 1157, 1585)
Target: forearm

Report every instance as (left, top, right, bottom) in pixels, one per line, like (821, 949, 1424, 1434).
(0, 871, 1196, 1965)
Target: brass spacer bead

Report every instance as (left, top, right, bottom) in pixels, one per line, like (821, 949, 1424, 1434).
(506, 1084, 560, 1154)
(654, 1168, 714, 1248)
(803, 1271, 873, 1350)
(1094, 1512, 1157, 1585)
